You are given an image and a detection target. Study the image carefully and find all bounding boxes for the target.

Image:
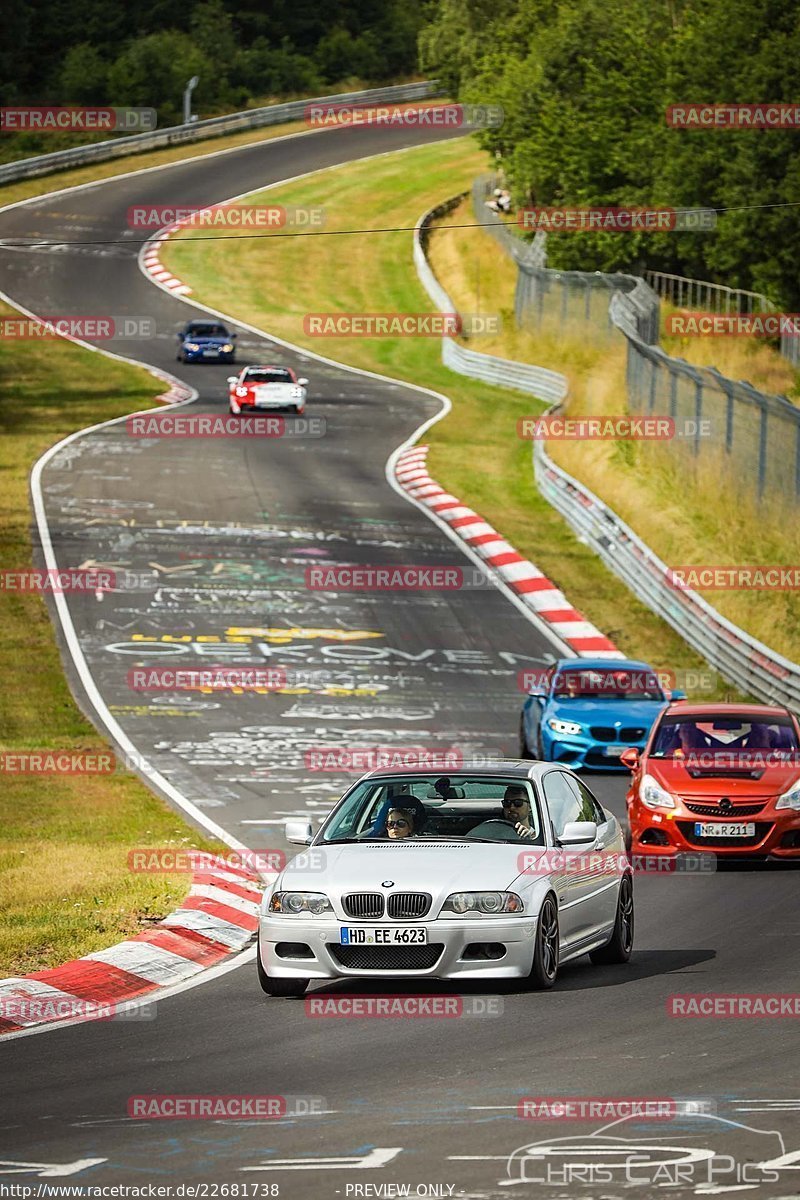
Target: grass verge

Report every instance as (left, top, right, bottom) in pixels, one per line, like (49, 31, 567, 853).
(162, 138, 738, 699)
(0, 305, 221, 975)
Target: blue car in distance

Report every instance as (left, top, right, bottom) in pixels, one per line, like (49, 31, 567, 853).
(519, 657, 685, 770)
(176, 320, 237, 363)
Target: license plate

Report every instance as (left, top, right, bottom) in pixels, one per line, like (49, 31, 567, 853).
(340, 926, 427, 945)
(694, 822, 756, 838)
(604, 745, 630, 757)
(202, 348, 219, 356)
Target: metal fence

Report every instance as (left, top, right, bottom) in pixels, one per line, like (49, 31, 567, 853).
(645, 268, 800, 367)
(414, 194, 800, 704)
(473, 178, 800, 504)
(473, 177, 660, 344)
(0, 82, 440, 185)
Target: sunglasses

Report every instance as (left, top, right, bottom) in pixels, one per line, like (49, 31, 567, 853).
(387, 819, 410, 828)
(502, 797, 527, 807)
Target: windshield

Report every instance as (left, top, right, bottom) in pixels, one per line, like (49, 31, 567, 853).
(320, 774, 544, 845)
(552, 668, 665, 702)
(188, 324, 228, 337)
(651, 715, 799, 758)
(246, 368, 294, 384)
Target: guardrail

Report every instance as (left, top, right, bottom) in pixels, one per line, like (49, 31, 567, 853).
(413, 194, 800, 707)
(414, 198, 568, 404)
(0, 81, 440, 185)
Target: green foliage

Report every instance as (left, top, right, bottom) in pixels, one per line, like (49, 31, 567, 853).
(419, 0, 800, 308)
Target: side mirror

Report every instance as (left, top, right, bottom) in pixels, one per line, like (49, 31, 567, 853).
(285, 820, 313, 846)
(226, 376, 238, 385)
(620, 748, 640, 771)
(230, 332, 238, 339)
(176, 332, 184, 340)
(297, 378, 308, 387)
(669, 689, 687, 701)
(559, 821, 597, 848)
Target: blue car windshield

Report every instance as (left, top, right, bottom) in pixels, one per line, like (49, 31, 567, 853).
(552, 668, 664, 702)
(319, 775, 544, 845)
(188, 324, 227, 337)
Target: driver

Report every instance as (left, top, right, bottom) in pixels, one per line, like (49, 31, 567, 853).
(500, 784, 537, 840)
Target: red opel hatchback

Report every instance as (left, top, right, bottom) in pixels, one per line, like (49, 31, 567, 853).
(622, 702, 800, 860)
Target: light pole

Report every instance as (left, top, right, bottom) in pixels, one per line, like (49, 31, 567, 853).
(183, 75, 199, 125)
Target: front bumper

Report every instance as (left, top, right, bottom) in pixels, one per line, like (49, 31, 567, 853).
(183, 347, 235, 362)
(230, 397, 305, 413)
(629, 804, 800, 858)
(543, 729, 647, 772)
(259, 914, 537, 980)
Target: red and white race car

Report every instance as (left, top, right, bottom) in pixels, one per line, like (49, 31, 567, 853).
(227, 365, 308, 415)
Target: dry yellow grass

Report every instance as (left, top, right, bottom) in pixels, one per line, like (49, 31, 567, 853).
(662, 306, 799, 401)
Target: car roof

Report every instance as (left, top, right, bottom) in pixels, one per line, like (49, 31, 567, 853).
(660, 701, 792, 718)
(359, 759, 562, 783)
(553, 657, 654, 671)
(244, 364, 291, 371)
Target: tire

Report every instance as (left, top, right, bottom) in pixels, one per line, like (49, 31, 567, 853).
(590, 874, 634, 965)
(535, 726, 546, 760)
(257, 940, 309, 997)
(519, 716, 532, 759)
(526, 894, 559, 989)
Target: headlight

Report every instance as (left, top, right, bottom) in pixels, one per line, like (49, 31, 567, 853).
(639, 773, 676, 809)
(441, 891, 524, 915)
(235, 386, 249, 397)
(221, 343, 234, 352)
(268, 891, 332, 915)
(292, 386, 304, 395)
(184, 342, 200, 351)
(776, 782, 800, 811)
(547, 717, 582, 736)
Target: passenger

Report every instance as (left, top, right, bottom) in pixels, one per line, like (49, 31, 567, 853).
(385, 807, 416, 840)
(500, 784, 537, 840)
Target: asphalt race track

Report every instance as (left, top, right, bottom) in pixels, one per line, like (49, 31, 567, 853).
(1, 122, 799, 1198)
